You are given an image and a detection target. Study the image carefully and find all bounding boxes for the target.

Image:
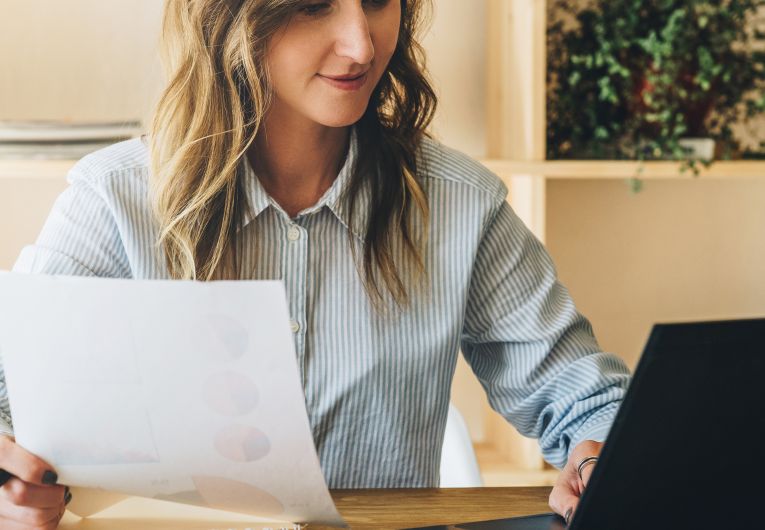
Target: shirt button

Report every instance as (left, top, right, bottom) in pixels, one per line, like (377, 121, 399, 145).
(289, 319, 300, 333)
(287, 225, 300, 241)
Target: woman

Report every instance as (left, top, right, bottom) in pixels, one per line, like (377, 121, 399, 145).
(0, 0, 630, 528)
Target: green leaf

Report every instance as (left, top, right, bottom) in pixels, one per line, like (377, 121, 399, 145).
(595, 126, 610, 139)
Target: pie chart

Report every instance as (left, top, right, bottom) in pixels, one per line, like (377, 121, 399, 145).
(214, 424, 271, 462)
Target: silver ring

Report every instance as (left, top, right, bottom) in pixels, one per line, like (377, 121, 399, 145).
(576, 456, 599, 481)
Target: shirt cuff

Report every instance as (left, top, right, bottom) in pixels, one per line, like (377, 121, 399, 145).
(567, 401, 621, 460)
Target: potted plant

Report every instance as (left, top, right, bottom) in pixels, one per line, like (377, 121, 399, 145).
(547, 0, 765, 188)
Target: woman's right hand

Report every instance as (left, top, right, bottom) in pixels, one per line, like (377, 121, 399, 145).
(0, 435, 69, 529)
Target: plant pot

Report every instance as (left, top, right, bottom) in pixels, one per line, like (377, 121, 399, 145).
(678, 138, 715, 160)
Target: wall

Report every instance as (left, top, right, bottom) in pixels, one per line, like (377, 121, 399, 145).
(0, 0, 165, 124)
(0, 178, 67, 267)
(421, 0, 488, 158)
(546, 178, 765, 370)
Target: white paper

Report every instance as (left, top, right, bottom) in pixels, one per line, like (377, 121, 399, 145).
(0, 273, 345, 527)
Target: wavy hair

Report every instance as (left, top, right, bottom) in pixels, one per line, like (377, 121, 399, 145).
(149, 0, 437, 309)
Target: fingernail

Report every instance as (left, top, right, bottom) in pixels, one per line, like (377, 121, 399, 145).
(42, 470, 58, 485)
(564, 508, 573, 525)
(65, 490, 73, 505)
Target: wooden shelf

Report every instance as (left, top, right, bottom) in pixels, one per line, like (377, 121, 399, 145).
(479, 160, 765, 180)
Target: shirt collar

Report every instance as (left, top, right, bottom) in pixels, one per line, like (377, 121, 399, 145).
(240, 124, 367, 241)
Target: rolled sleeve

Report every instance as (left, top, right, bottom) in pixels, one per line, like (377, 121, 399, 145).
(460, 193, 631, 469)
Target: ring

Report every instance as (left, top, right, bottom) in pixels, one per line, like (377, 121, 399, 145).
(576, 456, 599, 481)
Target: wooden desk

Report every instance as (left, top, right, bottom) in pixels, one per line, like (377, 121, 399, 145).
(58, 487, 553, 530)
(326, 487, 553, 529)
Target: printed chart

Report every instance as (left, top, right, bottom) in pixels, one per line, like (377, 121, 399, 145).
(0, 273, 344, 527)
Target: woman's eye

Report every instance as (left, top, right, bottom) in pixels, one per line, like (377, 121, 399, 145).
(298, 2, 330, 16)
(298, 0, 390, 17)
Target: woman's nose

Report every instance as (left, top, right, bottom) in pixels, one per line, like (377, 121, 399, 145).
(333, 6, 375, 65)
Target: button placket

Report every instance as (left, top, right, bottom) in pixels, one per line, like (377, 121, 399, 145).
(283, 221, 308, 387)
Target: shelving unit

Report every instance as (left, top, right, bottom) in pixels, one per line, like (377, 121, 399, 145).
(470, 0, 765, 485)
(481, 160, 765, 180)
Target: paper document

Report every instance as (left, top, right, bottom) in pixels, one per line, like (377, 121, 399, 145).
(0, 273, 345, 527)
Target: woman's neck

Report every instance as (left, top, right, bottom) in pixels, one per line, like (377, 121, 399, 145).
(248, 114, 351, 219)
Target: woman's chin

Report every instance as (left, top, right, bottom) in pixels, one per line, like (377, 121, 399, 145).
(314, 112, 366, 129)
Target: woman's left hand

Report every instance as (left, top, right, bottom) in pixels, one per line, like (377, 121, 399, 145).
(548, 440, 603, 525)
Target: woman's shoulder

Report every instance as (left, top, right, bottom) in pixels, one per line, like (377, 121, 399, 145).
(417, 135, 507, 204)
(67, 136, 150, 190)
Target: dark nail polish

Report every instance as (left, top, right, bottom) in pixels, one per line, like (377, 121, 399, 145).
(42, 470, 58, 485)
(564, 508, 573, 525)
(65, 490, 73, 505)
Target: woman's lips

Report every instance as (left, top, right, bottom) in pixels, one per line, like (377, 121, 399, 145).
(317, 72, 369, 91)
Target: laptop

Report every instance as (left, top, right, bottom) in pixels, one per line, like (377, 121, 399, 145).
(408, 318, 765, 530)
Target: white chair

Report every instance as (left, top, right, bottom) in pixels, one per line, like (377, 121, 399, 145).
(439, 403, 483, 487)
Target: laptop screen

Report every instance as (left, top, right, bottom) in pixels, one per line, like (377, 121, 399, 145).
(570, 318, 765, 530)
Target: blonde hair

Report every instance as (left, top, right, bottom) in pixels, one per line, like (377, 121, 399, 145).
(149, 0, 437, 309)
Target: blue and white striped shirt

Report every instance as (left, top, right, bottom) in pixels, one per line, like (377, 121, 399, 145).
(1, 125, 630, 488)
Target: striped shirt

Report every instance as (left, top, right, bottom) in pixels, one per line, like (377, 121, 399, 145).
(1, 125, 630, 488)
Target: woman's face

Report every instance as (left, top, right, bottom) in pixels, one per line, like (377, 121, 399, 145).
(265, 0, 401, 128)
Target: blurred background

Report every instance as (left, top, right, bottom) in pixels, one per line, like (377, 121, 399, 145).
(1, 0, 764, 486)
